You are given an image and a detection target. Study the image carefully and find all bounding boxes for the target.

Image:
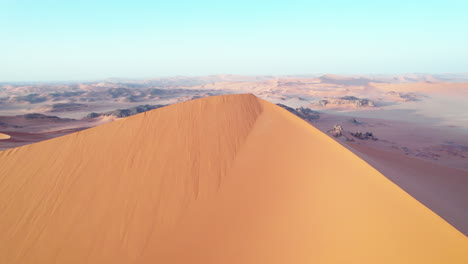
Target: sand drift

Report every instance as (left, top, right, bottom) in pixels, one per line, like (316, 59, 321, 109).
(0, 133, 10, 140)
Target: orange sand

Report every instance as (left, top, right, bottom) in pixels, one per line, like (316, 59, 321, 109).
(0, 94, 466, 263)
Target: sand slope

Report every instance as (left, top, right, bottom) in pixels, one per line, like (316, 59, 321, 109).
(346, 142, 468, 235)
(0, 94, 466, 263)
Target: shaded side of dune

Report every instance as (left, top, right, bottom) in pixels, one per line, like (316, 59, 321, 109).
(346, 142, 468, 235)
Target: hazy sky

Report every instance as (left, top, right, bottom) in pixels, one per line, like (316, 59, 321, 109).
(1, 0, 467, 81)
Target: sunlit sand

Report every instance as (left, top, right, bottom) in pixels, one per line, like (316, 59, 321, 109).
(0, 94, 466, 263)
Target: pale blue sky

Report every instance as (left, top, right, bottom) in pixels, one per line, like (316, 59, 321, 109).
(1, 0, 467, 81)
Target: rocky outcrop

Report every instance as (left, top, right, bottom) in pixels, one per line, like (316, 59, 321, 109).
(277, 104, 320, 121)
(85, 112, 101, 119)
(327, 125, 344, 137)
(349, 118, 364, 125)
(386, 91, 421, 102)
(85, 104, 167, 119)
(327, 124, 378, 141)
(317, 96, 375, 108)
(350, 131, 378, 140)
(23, 113, 63, 120)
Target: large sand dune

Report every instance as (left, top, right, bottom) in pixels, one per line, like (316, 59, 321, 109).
(0, 94, 466, 263)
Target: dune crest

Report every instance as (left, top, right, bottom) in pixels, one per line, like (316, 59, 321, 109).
(0, 94, 466, 263)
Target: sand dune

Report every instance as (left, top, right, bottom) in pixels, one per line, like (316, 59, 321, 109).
(0, 133, 10, 140)
(0, 94, 466, 263)
(346, 142, 468, 235)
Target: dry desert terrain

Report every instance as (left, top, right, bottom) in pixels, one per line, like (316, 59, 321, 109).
(0, 94, 467, 263)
